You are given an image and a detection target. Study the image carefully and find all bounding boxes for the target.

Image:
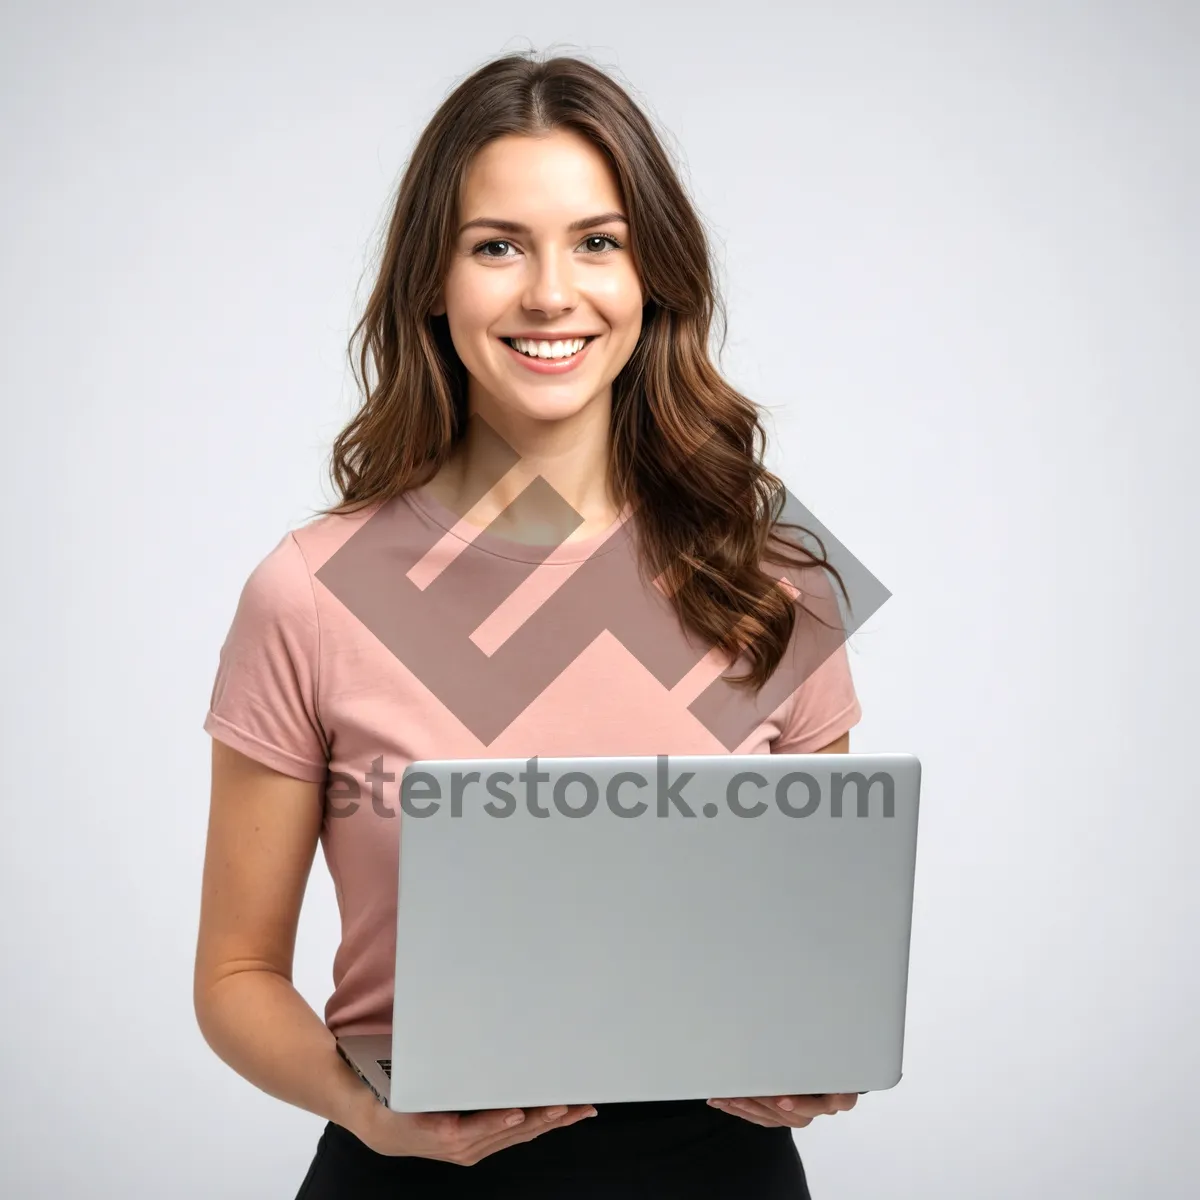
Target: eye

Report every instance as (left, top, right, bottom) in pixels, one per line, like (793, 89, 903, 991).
(471, 233, 625, 259)
(582, 233, 624, 253)
(475, 239, 515, 258)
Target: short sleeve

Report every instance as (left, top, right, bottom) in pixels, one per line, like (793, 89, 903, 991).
(771, 559, 863, 754)
(203, 532, 329, 781)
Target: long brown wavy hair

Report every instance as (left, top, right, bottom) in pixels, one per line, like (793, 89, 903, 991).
(315, 49, 850, 690)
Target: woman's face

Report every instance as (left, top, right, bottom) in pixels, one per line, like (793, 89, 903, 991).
(432, 129, 645, 429)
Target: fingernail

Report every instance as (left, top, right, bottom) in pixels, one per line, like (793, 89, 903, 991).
(585, 1108, 598, 1117)
(546, 1107, 567, 1119)
(777, 1098, 794, 1111)
(505, 1112, 524, 1126)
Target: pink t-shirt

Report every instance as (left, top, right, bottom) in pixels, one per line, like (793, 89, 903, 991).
(203, 482, 862, 1036)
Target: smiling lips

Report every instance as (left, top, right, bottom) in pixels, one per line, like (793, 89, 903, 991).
(499, 334, 598, 374)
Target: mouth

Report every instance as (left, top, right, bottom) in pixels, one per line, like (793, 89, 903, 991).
(499, 335, 599, 375)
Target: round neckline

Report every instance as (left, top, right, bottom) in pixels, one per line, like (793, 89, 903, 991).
(404, 480, 633, 565)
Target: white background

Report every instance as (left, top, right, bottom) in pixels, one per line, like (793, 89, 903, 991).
(2, 1, 1197, 1196)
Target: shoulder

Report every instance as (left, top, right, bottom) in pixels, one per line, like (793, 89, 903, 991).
(231, 529, 315, 632)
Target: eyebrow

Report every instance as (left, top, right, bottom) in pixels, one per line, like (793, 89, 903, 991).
(457, 211, 629, 237)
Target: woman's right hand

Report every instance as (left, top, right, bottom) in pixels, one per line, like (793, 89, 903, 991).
(347, 1090, 598, 1163)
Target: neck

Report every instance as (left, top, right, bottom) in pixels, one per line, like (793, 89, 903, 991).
(427, 391, 621, 543)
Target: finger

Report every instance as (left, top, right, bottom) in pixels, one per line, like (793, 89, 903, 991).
(761, 1098, 816, 1127)
(715, 1097, 822, 1129)
(713, 1095, 816, 1123)
(472, 1099, 595, 1156)
(530, 1105, 581, 1124)
(709, 1098, 787, 1127)
(467, 1105, 597, 1164)
(422, 1105, 577, 1162)
(441, 1107, 533, 1142)
(405, 1107, 531, 1164)
(744, 1097, 816, 1128)
(775, 1094, 844, 1118)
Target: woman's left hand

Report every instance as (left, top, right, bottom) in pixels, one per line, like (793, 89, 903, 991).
(706, 1093, 860, 1128)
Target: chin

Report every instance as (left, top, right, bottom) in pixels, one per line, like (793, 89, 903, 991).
(490, 389, 604, 426)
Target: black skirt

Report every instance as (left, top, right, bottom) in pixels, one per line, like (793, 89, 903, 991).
(294, 1099, 813, 1199)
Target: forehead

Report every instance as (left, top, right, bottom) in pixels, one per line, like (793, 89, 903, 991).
(458, 130, 623, 221)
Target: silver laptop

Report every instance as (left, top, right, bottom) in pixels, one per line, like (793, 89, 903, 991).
(336, 752, 921, 1112)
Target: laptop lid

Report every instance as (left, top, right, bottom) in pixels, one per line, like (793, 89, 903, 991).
(387, 752, 920, 1112)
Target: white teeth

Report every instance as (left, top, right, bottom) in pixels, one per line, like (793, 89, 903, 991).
(509, 337, 588, 359)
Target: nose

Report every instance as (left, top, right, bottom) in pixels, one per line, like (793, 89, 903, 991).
(521, 246, 578, 318)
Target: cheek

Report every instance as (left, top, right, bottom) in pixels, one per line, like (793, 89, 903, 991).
(443, 269, 509, 335)
(593, 271, 645, 329)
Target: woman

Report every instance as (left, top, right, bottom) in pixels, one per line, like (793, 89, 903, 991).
(195, 50, 863, 1199)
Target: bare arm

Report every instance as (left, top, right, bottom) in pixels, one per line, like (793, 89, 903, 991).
(193, 738, 596, 1161)
(193, 739, 375, 1136)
